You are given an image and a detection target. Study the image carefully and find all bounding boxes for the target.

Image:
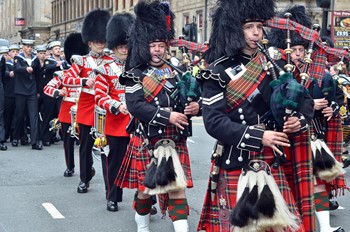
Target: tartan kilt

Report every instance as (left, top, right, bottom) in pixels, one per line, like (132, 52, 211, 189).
(197, 147, 305, 232)
(311, 117, 347, 194)
(283, 131, 315, 232)
(115, 124, 193, 213)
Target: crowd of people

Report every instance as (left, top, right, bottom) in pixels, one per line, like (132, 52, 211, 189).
(1, 0, 350, 231)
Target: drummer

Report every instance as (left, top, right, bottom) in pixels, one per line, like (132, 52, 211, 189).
(44, 33, 88, 177)
(94, 13, 134, 211)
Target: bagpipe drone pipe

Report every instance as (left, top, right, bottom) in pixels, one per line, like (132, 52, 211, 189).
(310, 72, 343, 182)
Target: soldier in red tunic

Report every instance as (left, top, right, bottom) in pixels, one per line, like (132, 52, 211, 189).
(62, 9, 112, 193)
(44, 33, 88, 178)
(94, 13, 134, 212)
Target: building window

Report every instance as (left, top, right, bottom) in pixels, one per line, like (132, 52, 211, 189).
(184, 15, 189, 25)
(197, 11, 203, 28)
(115, 0, 118, 11)
(130, 0, 133, 7)
(122, 0, 125, 9)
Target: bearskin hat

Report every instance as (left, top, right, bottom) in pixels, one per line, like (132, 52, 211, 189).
(204, 0, 276, 64)
(106, 13, 135, 50)
(127, 0, 175, 68)
(268, 5, 312, 49)
(81, 9, 110, 44)
(64, 32, 89, 65)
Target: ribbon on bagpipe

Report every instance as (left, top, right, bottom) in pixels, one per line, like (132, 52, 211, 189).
(169, 39, 208, 53)
(266, 17, 349, 82)
(230, 160, 300, 232)
(310, 73, 343, 182)
(143, 139, 187, 195)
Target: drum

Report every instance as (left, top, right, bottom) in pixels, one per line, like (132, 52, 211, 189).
(93, 105, 106, 137)
(68, 104, 78, 138)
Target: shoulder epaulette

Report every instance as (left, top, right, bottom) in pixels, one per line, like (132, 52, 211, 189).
(212, 56, 230, 66)
(199, 57, 229, 88)
(94, 64, 107, 76)
(71, 55, 84, 66)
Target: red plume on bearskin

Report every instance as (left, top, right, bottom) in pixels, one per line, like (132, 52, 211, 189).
(63, 33, 89, 65)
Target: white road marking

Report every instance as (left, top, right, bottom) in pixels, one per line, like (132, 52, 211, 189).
(42, 203, 65, 219)
(187, 138, 195, 143)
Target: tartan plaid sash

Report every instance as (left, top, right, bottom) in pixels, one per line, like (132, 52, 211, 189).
(266, 17, 349, 82)
(142, 64, 172, 103)
(226, 52, 266, 111)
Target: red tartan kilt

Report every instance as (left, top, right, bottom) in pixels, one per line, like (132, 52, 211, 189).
(198, 147, 305, 232)
(115, 124, 193, 192)
(313, 117, 347, 193)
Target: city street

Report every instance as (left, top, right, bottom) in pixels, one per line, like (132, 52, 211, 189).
(0, 117, 349, 232)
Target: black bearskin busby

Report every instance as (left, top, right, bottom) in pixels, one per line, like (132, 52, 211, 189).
(268, 5, 312, 49)
(64, 32, 89, 65)
(81, 9, 110, 44)
(127, 0, 175, 68)
(106, 13, 135, 50)
(204, 0, 276, 64)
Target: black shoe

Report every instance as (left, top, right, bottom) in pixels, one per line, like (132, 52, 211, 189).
(43, 142, 51, 147)
(107, 201, 118, 212)
(0, 143, 7, 151)
(64, 168, 74, 177)
(32, 143, 43, 150)
(12, 140, 18, 147)
(77, 181, 89, 193)
(329, 200, 339, 211)
(342, 156, 350, 168)
(150, 206, 157, 215)
(333, 227, 345, 232)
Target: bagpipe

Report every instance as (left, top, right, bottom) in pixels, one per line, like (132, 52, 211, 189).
(256, 24, 309, 169)
(157, 55, 202, 109)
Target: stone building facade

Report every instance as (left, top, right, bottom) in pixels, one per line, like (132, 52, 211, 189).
(0, 0, 349, 45)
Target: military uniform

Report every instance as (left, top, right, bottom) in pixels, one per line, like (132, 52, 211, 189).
(63, 51, 113, 189)
(94, 57, 130, 209)
(4, 53, 16, 141)
(13, 40, 42, 150)
(44, 71, 78, 176)
(40, 53, 69, 145)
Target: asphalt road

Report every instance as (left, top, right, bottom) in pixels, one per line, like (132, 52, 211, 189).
(0, 117, 349, 232)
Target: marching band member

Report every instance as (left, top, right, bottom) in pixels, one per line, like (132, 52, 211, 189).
(62, 9, 112, 193)
(40, 41, 70, 146)
(44, 33, 88, 178)
(115, 1, 199, 231)
(94, 13, 134, 212)
(197, 0, 315, 231)
(269, 5, 347, 232)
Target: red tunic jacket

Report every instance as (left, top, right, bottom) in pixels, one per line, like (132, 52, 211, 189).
(62, 53, 113, 126)
(43, 71, 79, 124)
(94, 60, 130, 137)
